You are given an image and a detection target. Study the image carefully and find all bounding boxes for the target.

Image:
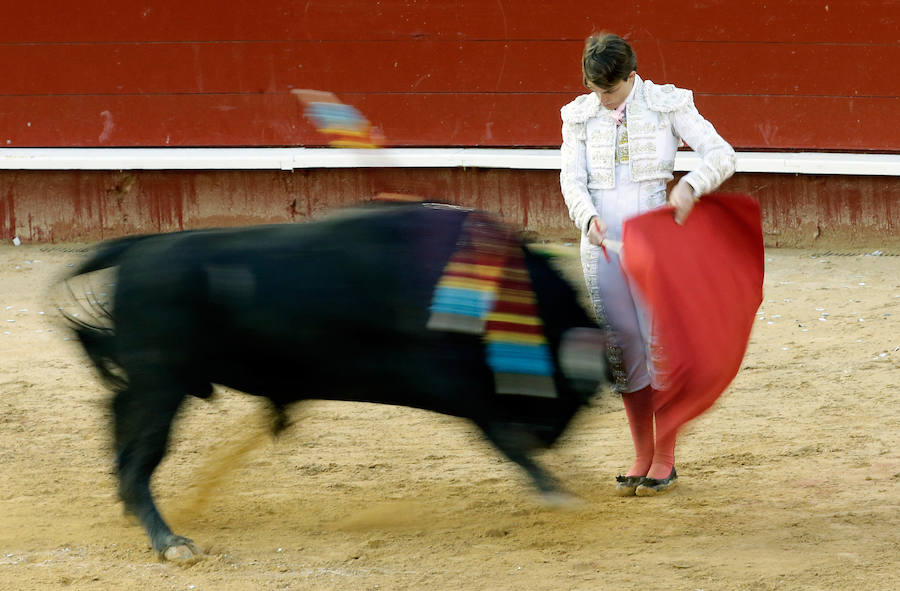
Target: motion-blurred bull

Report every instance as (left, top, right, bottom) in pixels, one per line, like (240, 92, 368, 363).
(62, 202, 609, 561)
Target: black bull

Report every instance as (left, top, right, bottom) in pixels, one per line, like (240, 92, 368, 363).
(63, 203, 610, 560)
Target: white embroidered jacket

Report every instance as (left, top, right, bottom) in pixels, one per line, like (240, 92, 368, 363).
(560, 75, 736, 234)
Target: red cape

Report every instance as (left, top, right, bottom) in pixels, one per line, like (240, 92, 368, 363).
(621, 193, 764, 438)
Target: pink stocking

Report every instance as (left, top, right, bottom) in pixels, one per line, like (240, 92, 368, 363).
(621, 385, 655, 477)
(647, 405, 678, 479)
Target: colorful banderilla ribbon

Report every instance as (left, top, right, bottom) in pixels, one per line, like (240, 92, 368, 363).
(427, 212, 556, 398)
(292, 89, 384, 148)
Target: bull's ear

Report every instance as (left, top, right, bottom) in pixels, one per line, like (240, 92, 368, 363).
(558, 327, 609, 396)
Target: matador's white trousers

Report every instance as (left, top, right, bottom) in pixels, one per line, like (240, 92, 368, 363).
(579, 165, 666, 394)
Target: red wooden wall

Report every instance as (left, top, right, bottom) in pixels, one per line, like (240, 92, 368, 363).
(1, 0, 898, 150)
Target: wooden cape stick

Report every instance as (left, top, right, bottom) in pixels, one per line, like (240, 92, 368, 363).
(601, 239, 623, 255)
(593, 217, 623, 258)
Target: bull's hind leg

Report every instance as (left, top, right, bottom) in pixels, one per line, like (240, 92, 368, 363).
(484, 425, 582, 508)
(112, 382, 200, 561)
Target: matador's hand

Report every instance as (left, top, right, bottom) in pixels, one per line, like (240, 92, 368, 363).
(670, 180, 698, 225)
(587, 216, 608, 246)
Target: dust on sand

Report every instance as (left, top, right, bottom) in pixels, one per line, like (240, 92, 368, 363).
(1, 242, 897, 590)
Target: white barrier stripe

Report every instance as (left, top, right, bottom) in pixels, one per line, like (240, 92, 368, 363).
(0, 148, 897, 176)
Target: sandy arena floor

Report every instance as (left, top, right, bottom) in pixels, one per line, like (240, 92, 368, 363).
(0, 240, 897, 590)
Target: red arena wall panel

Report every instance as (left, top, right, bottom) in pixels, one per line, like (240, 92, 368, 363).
(0, 0, 897, 150)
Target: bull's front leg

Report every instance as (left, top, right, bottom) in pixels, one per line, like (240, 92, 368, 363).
(113, 385, 201, 561)
(484, 424, 583, 508)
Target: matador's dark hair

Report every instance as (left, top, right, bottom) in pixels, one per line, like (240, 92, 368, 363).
(582, 33, 637, 90)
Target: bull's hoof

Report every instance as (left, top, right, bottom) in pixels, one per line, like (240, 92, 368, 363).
(159, 537, 203, 562)
(538, 490, 584, 510)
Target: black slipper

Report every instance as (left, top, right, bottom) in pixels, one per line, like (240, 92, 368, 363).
(635, 467, 678, 496)
(615, 474, 643, 496)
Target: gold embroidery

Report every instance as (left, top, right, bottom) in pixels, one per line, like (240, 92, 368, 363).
(627, 119, 656, 136)
(588, 145, 615, 166)
(630, 140, 655, 157)
(588, 167, 614, 187)
(631, 160, 675, 179)
(616, 120, 629, 163)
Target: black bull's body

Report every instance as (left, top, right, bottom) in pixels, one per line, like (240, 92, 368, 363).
(64, 203, 609, 560)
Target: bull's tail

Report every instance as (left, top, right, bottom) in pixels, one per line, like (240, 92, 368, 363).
(59, 235, 150, 391)
(66, 315, 126, 390)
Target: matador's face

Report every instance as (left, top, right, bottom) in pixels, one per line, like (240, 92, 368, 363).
(587, 71, 636, 111)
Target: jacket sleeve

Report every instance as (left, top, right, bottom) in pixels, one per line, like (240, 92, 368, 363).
(560, 116, 598, 235)
(671, 96, 736, 196)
